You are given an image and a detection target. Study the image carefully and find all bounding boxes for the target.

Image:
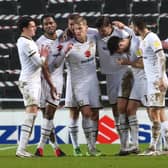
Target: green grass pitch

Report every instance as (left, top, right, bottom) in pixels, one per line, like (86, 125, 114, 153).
(0, 144, 168, 168)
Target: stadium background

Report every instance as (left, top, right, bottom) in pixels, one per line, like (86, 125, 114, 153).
(1, 0, 168, 109)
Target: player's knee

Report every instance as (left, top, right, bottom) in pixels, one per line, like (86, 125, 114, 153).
(44, 111, 55, 120)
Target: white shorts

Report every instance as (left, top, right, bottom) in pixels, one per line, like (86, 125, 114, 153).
(18, 80, 41, 107)
(65, 72, 102, 109)
(65, 72, 78, 107)
(146, 80, 166, 107)
(129, 76, 147, 106)
(107, 69, 130, 104)
(40, 75, 63, 108)
(118, 69, 133, 99)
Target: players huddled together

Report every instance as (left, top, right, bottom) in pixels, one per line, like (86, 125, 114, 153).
(15, 14, 168, 157)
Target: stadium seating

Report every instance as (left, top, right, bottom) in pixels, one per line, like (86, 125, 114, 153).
(160, 0, 168, 13)
(18, 0, 47, 14)
(0, 0, 18, 14)
(131, 0, 159, 14)
(158, 17, 168, 40)
(0, 29, 16, 43)
(103, 0, 131, 14)
(0, 0, 168, 108)
(74, 0, 103, 12)
(47, 2, 74, 13)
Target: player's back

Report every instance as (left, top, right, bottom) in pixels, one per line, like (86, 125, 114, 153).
(97, 27, 129, 74)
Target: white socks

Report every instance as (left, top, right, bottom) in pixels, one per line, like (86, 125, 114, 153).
(17, 113, 36, 151)
(49, 122, 59, 149)
(82, 116, 92, 150)
(68, 118, 79, 149)
(150, 121, 161, 150)
(90, 119, 98, 149)
(119, 114, 129, 151)
(37, 118, 53, 149)
(128, 115, 139, 148)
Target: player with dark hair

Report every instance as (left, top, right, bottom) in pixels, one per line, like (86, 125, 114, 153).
(107, 21, 147, 155)
(34, 14, 66, 157)
(16, 16, 52, 157)
(131, 17, 168, 155)
(95, 16, 131, 155)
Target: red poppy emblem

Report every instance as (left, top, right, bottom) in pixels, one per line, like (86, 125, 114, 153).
(57, 44, 63, 52)
(85, 50, 91, 57)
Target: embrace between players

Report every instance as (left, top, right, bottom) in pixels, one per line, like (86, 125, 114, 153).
(16, 14, 168, 157)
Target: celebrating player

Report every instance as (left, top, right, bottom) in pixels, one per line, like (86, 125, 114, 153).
(16, 16, 52, 157)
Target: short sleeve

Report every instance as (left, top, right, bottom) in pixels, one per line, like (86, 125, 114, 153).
(148, 33, 162, 52)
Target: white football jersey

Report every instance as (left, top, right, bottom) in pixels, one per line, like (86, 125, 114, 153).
(36, 29, 64, 77)
(140, 32, 165, 82)
(97, 26, 129, 74)
(17, 36, 43, 81)
(124, 26, 145, 80)
(65, 35, 97, 83)
(62, 34, 101, 107)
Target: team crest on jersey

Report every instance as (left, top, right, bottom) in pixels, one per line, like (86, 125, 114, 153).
(153, 40, 161, 48)
(84, 41, 94, 57)
(57, 44, 63, 52)
(85, 50, 91, 57)
(136, 48, 143, 57)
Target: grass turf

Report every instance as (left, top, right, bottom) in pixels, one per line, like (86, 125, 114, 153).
(0, 144, 168, 168)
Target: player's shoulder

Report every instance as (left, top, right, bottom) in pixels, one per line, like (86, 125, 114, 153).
(112, 26, 122, 34)
(56, 29, 63, 37)
(146, 32, 158, 39)
(87, 27, 98, 36)
(87, 34, 97, 41)
(146, 32, 160, 42)
(17, 36, 33, 47)
(36, 35, 46, 44)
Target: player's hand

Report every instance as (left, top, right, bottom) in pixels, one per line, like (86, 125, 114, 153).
(116, 58, 130, 65)
(154, 78, 168, 92)
(50, 86, 57, 100)
(162, 41, 168, 49)
(112, 21, 125, 29)
(65, 43, 73, 56)
(40, 45, 50, 58)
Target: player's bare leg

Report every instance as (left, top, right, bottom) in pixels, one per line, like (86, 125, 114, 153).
(35, 104, 65, 157)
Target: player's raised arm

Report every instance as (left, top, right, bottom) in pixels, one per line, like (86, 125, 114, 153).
(29, 45, 49, 66)
(53, 42, 73, 68)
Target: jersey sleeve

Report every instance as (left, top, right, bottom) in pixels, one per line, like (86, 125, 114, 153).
(24, 41, 45, 67)
(124, 26, 136, 39)
(24, 42, 39, 57)
(148, 33, 163, 52)
(52, 41, 68, 67)
(56, 29, 64, 38)
(115, 27, 129, 38)
(87, 27, 99, 37)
